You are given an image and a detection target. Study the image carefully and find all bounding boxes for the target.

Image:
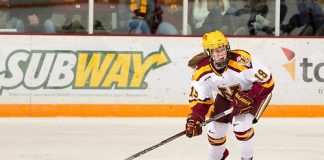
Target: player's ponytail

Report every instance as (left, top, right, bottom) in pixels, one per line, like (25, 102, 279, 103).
(188, 52, 208, 69)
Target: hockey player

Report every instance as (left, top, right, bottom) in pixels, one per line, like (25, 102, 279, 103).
(185, 30, 274, 160)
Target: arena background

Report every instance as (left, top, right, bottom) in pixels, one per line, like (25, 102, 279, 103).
(0, 35, 323, 117)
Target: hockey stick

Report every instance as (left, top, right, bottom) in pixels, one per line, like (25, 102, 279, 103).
(124, 108, 233, 160)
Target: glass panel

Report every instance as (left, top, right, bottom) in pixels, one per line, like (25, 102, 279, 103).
(0, 2, 12, 32)
(52, 0, 88, 33)
(280, 0, 324, 36)
(116, 0, 132, 34)
(2, 0, 88, 34)
(93, 0, 119, 34)
(188, 0, 276, 36)
(155, 0, 184, 35)
(1, 0, 322, 36)
(94, 0, 184, 35)
(4, 0, 55, 33)
(93, 0, 154, 34)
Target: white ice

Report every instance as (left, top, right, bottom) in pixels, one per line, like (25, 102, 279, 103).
(0, 118, 323, 160)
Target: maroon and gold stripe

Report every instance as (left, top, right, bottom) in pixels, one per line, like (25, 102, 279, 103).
(196, 57, 210, 69)
(234, 128, 255, 141)
(249, 75, 274, 99)
(192, 65, 213, 81)
(208, 135, 227, 146)
(189, 98, 213, 108)
(260, 75, 275, 88)
(231, 50, 252, 62)
(228, 50, 253, 72)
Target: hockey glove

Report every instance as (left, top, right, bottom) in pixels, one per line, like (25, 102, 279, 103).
(230, 92, 254, 116)
(185, 113, 204, 138)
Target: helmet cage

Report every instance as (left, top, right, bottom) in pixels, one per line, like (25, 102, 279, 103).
(205, 44, 231, 68)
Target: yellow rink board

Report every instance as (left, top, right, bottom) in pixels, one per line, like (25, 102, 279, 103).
(0, 104, 323, 117)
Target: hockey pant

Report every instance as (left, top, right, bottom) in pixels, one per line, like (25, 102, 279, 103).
(207, 114, 255, 160)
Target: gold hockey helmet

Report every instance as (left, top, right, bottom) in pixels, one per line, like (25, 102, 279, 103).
(202, 30, 230, 54)
(202, 30, 231, 68)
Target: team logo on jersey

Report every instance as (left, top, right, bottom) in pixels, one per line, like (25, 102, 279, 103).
(281, 47, 295, 80)
(236, 54, 251, 67)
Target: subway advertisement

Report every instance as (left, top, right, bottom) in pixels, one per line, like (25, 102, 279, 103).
(0, 35, 323, 117)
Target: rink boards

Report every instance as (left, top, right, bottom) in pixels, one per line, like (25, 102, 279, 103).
(0, 35, 323, 117)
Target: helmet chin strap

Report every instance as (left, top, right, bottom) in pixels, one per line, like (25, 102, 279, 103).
(210, 57, 228, 70)
(213, 60, 228, 69)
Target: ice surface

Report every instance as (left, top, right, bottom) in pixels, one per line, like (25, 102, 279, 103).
(0, 118, 323, 160)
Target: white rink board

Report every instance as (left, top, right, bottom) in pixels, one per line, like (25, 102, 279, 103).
(0, 35, 323, 105)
